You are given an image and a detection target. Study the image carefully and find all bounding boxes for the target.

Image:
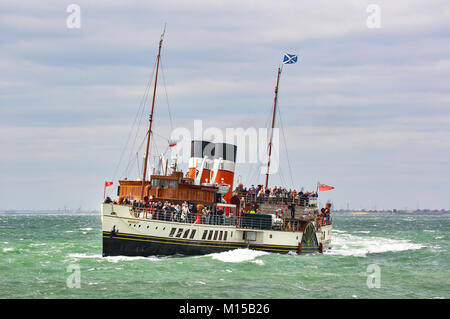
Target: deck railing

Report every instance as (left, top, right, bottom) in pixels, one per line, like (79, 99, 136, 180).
(127, 207, 330, 231)
(236, 193, 318, 207)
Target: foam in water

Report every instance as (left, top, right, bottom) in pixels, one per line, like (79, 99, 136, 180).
(68, 253, 162, 262)
(326, 232, 425, 257)
(207, 248, 268, 264)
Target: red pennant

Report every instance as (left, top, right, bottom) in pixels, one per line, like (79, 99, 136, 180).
(319, 184, 334, 191)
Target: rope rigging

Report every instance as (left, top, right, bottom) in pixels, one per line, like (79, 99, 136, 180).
(111, 58, 157, 181)
(111, 38, 175, 182)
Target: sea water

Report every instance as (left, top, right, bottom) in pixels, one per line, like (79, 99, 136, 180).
(0, 213, 448, 299)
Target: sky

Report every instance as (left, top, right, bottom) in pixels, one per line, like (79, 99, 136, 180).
(1, 0, 449, 211)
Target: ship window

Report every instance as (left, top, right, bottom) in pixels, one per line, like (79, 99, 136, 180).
(183, 229, 190, 238)
(169, 228, 176, 237)
(190, 230, 196, 239)
(213, 231, 218, 240)
(202, 230, 208, 240)
(223, 231, 228, 241)
(151, 179, 159, 187)
(218, 231, 223, 240)
(207, 230, 213, 240)
(176, 228, 183, 238)
(169, 180, 177, 189)
(160, 179, 169, 188)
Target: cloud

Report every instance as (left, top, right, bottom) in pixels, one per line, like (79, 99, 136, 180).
(1, 0, 450, 210)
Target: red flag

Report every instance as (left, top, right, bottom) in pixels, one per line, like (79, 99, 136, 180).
(105, 181, 113, 187)
(319, 184, 334, 191)
(168, 140, 177, 147)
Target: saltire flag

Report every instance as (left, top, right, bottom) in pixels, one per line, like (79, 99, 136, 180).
(105, 181, 113, 187)
(318, 183, 334, 191)
(283, 54, 298, 64)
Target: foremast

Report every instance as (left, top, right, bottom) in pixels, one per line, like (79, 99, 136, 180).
(140, 27, 166, 199)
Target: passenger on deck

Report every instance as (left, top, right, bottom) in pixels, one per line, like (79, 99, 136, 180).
(288, 202, 296, 219)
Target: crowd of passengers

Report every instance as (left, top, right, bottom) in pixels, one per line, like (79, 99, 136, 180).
(104, 197, 227, 224)
(234, 184, 318, 200)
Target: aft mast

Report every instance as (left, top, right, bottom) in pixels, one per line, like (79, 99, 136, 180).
(264, 53, 298, 189)
(141, 26, 166, 199)
(265, 66, 282, 190)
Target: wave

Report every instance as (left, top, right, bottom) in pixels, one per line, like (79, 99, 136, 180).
(206, 248, 268, 264)
(325, 232, 425, 257)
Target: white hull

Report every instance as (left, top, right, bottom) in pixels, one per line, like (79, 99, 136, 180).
(101, 203, 332, 256)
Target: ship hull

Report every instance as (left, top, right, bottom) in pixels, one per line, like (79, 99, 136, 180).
(101, 203, 332, 257)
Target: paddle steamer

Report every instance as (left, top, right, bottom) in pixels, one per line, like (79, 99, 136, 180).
(101, 30, 333, 257)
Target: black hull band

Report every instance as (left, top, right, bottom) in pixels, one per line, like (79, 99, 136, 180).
(102, 232, 320, 257)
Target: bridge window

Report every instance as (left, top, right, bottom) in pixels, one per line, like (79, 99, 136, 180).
(202, 230, 208, 240)
(160, 179, 169, 188)
(169, 228, 177, 237)
(183, 229, 190, 238)
(190, 229, 196, 239)
(207, 230, 213, 240)
(176, 228, 183, 238)
(213, 231, 218, 240)
(169, 180, 177, 189)
(218, 231, 223, 240)
(223, 232, 228, 241)
(151, 179, 160, 187)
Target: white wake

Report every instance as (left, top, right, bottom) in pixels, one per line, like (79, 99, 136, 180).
(325, 230, 425, 257)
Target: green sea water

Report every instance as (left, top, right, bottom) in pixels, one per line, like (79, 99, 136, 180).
(0, 213, 448, 299)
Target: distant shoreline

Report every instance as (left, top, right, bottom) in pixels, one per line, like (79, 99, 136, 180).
(0, 210, 99, 215)
(0, 209, 449, 216)
(334, 210, 450, 216)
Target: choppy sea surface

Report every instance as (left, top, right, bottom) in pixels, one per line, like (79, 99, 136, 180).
(0, 213, 448, 299)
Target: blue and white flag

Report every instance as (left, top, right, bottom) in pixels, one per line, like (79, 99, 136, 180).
(283, 54, 298, 64)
